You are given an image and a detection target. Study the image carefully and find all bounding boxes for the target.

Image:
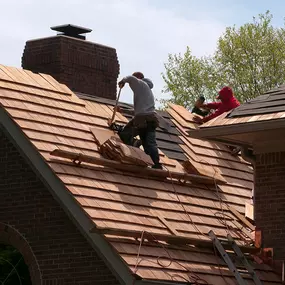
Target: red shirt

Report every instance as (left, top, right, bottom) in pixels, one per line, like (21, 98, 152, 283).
(202, 87, 240, 123)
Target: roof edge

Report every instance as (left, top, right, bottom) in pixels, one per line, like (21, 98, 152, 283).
(188, 117, 285, 142)
(25, 35, 116, 51)
(0, 107, 133, 285)
(135, 280, 186, 285)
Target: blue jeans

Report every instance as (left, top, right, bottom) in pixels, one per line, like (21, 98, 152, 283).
(119, 120, 160, 165)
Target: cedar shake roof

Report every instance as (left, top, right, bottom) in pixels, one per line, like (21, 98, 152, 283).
(0, 64, 281, 284)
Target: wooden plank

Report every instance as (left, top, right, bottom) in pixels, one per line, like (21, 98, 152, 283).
(23, 69, 55, 90)
(160, 155, 177, 168)
(0, 65, 72, 95)
(58, 82, 73, 95)
(118, 143, 146, 166)
(39, 73, 71, 95)
(157, 216, 179, 235)
(228, 205, 255, 231)
(169, 103, 195, 123)
(50, 149, 225, 185)
(7, 66, 29, 85)
(167, 108, 190, 129)
(0, 66, 13, 81)
(0, 64, 20, 82)
(105, 139, 150, 166)
(182, 160, 227, 184)
(118, 142, 153, 166)
(90, 127, 119, 146)
(168, 108, 199, 130)
(245, 202, 254, 221)
(90, 225, 258, 253)
(231, 220, 254, 241)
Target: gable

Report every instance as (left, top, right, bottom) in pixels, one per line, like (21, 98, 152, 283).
(0, 128, 121, 285)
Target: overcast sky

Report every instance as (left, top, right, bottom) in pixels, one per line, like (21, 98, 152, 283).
(0, 0, 284, 105)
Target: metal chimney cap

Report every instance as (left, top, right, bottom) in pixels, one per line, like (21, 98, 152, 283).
(51, 24, 92, 40)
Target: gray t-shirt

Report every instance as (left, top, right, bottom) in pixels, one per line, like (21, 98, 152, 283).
(122, 76, 156, 116)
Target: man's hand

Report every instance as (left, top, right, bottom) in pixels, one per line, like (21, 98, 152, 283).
(118, 81, 125, 88)
(193, 115, 203, 124)
(114, 105, 122, 113)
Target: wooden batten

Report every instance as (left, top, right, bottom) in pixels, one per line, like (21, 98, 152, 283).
(50, 149, 226, 185)
(89, 226, 258, 254)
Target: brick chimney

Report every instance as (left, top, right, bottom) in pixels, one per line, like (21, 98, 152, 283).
(22, 24, 120, 99)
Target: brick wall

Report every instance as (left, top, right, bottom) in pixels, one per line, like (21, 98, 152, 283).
(255, 152, 285, 260)
(22, 36, 119, 99)
(0, 128, 121, 285)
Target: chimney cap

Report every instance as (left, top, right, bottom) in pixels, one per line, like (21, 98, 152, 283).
(51, 24, 92, 40)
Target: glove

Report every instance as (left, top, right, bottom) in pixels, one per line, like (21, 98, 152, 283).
(118, 81, 125, 88)
(193, 115, 203, 124)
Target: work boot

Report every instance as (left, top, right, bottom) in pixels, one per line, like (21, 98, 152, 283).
(110, 122, 124, 133)
(230, 147, 241, 156)
(152, 163, 163, 170)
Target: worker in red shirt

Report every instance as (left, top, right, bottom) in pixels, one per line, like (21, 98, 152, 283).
(193, 86, 240, 124)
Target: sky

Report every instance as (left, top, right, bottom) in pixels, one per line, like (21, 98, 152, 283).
(0, 0, 285, 105)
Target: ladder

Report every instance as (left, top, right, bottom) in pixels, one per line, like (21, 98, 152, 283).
(209, 230, 262, 285)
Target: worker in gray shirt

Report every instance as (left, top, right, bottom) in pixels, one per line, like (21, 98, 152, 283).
(116, 72, 164, 169)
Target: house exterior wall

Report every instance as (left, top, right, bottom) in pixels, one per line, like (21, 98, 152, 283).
(0, 128, 121, 285)
(255, 151, 285, 261)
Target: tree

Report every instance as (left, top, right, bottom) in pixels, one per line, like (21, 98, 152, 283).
(161, 47, 220, 109)
(162, 11, 285, 107)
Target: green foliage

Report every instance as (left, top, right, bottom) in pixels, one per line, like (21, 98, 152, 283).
(162, 47, 220, 109)
(0, 244, 32, 285)
(162, 11, 285, 107)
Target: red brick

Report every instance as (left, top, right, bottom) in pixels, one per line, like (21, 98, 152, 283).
(0, 129, 120, 285)
(255, 151, 285, 260)
(22, 36, 120, 100)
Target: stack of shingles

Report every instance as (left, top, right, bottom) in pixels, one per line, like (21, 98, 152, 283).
(100, 138, 153, 167)
(91, 127, 153, 167)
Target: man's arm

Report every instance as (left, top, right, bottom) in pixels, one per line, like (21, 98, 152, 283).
(119, 75, 139, 87)
(202, 108, 224, 123)
(113, 106, 135, 116)
(202, 102, 222, 110)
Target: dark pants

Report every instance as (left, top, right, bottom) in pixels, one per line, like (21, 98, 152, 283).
(119, 120, 160, 165)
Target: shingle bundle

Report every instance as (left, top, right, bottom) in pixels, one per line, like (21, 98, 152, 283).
(100, 138, 153, 167)
(90, 127, 153, 167)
